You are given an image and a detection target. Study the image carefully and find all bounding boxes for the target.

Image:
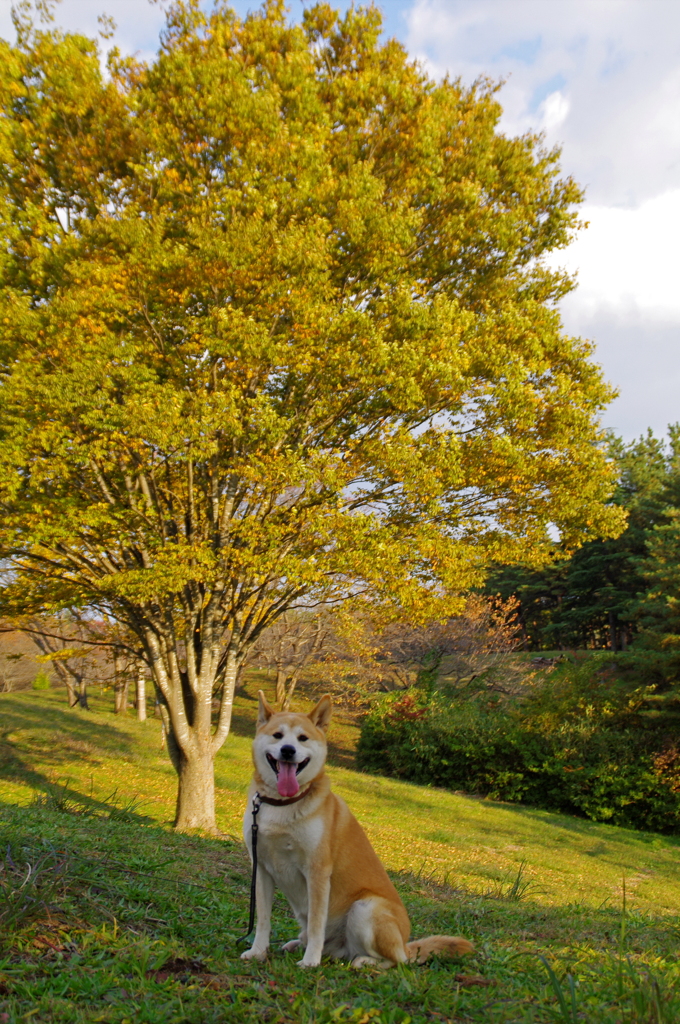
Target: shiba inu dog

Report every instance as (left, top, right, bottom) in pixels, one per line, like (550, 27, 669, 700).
(241, 691, 474, 969)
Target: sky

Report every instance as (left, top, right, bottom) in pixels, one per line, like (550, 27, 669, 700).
(0, 0, 678, 442)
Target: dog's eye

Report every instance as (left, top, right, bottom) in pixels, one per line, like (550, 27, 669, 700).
(272, 732, 283, 739)
(298, 734, 308, 742)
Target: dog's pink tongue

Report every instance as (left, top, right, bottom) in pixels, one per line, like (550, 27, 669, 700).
(277, 761, 299, 798)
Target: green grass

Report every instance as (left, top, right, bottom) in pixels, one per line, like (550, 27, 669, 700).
(1, 686, 679, 1023)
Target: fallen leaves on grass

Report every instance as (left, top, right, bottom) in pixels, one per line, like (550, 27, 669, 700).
(454, 974, 493, 987)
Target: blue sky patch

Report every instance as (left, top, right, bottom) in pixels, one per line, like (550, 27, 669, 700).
(497, 36, 542, 66)
(530, 73, 568, 113)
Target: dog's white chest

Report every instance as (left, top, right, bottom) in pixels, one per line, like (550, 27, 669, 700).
(258, 815, 322, 873)
(245, 808, 324, 910)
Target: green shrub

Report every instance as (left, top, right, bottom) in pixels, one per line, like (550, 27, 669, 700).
(357, 664, 680, 834)
(31, 671, 51, 691)
(522, 651, 680, 731)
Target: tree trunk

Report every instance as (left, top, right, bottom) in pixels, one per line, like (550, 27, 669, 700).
(155, 689, 173, 756)
(518, 615, 529, 651)
(114, 676, 129, 713)
(136, 666, 147, 722)
(282, 677, 297, 710)
(51, 661, 77, 706)
(174, 747, 216, 831)
(113, 652, 129, 713)
(146, 634, 242, 833)
(275, 666, 287, 705)
(76, 677, 89, 710)
(282, 666, 303, 710)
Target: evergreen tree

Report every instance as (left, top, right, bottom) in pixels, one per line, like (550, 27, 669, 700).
(488, 431, 674, 650)
(635, 426, 680, 648)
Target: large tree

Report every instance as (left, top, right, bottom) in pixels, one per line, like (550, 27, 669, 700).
(0, 0, 623, 829)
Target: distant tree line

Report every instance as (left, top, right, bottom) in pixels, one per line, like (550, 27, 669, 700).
(486, 426, 680, 652)
(0, 611, 150, 716)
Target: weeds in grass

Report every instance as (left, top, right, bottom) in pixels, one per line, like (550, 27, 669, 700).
(504, 859, 534, 901)
(538, 956, 578, 1023)
(623, 961, 669, 1023)
(0, 843, 68, 935)
(30, 780, 150, 825)
(611, 879, 673, 1023)
(537, 876, 679, 1024)
(30, 779, 83, 815)
(104, 787, 147, 823)
(617, 875, 628, 1000)
(328, 1008, 381, 1022)
(491, 859, 542, 902)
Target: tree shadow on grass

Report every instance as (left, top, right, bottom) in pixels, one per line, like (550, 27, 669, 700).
(392, 867, 680, 956)
(0, 801, 251, 948)
(0, 696, 153, 823)
(0, 761, 157, 824)
(488, 801, 680, 850)
(1, 694, 137, 756)
(225, 707, 257, 741)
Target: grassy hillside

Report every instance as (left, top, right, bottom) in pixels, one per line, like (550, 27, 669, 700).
(1, 686, 679, 1022)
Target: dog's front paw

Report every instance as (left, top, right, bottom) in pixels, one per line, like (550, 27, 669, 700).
(282, 939, 303, 952)
(297, 956, 321, 968)
(240, 947, 268, 961)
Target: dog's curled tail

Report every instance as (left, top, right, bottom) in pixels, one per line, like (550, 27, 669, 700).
(405, 935, 474, 965)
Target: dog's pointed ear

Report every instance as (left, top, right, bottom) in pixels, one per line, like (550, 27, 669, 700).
(308, 694, 332, 732)
(257, 690, 275, 728)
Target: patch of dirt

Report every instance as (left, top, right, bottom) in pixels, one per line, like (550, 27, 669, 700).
(145, 957, 227, 989)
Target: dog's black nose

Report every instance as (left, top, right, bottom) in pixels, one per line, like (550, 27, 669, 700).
(279, 744, 296, 761)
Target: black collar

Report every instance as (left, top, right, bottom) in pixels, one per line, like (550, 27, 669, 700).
(256, 786, 312, 807)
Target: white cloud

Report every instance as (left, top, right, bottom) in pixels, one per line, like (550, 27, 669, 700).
(406, 0, 680, 207)
(554, 190, 680, 438)
(540, 90, 570, 133)
(0, 1, 166, 63)
(559, 308, 680, 440)
(551, 190, 680, 321)
(406, 0, 680, 439)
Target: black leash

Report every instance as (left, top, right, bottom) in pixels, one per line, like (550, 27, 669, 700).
(237, 793, 262, 944)
(237, 787, 312, 945)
